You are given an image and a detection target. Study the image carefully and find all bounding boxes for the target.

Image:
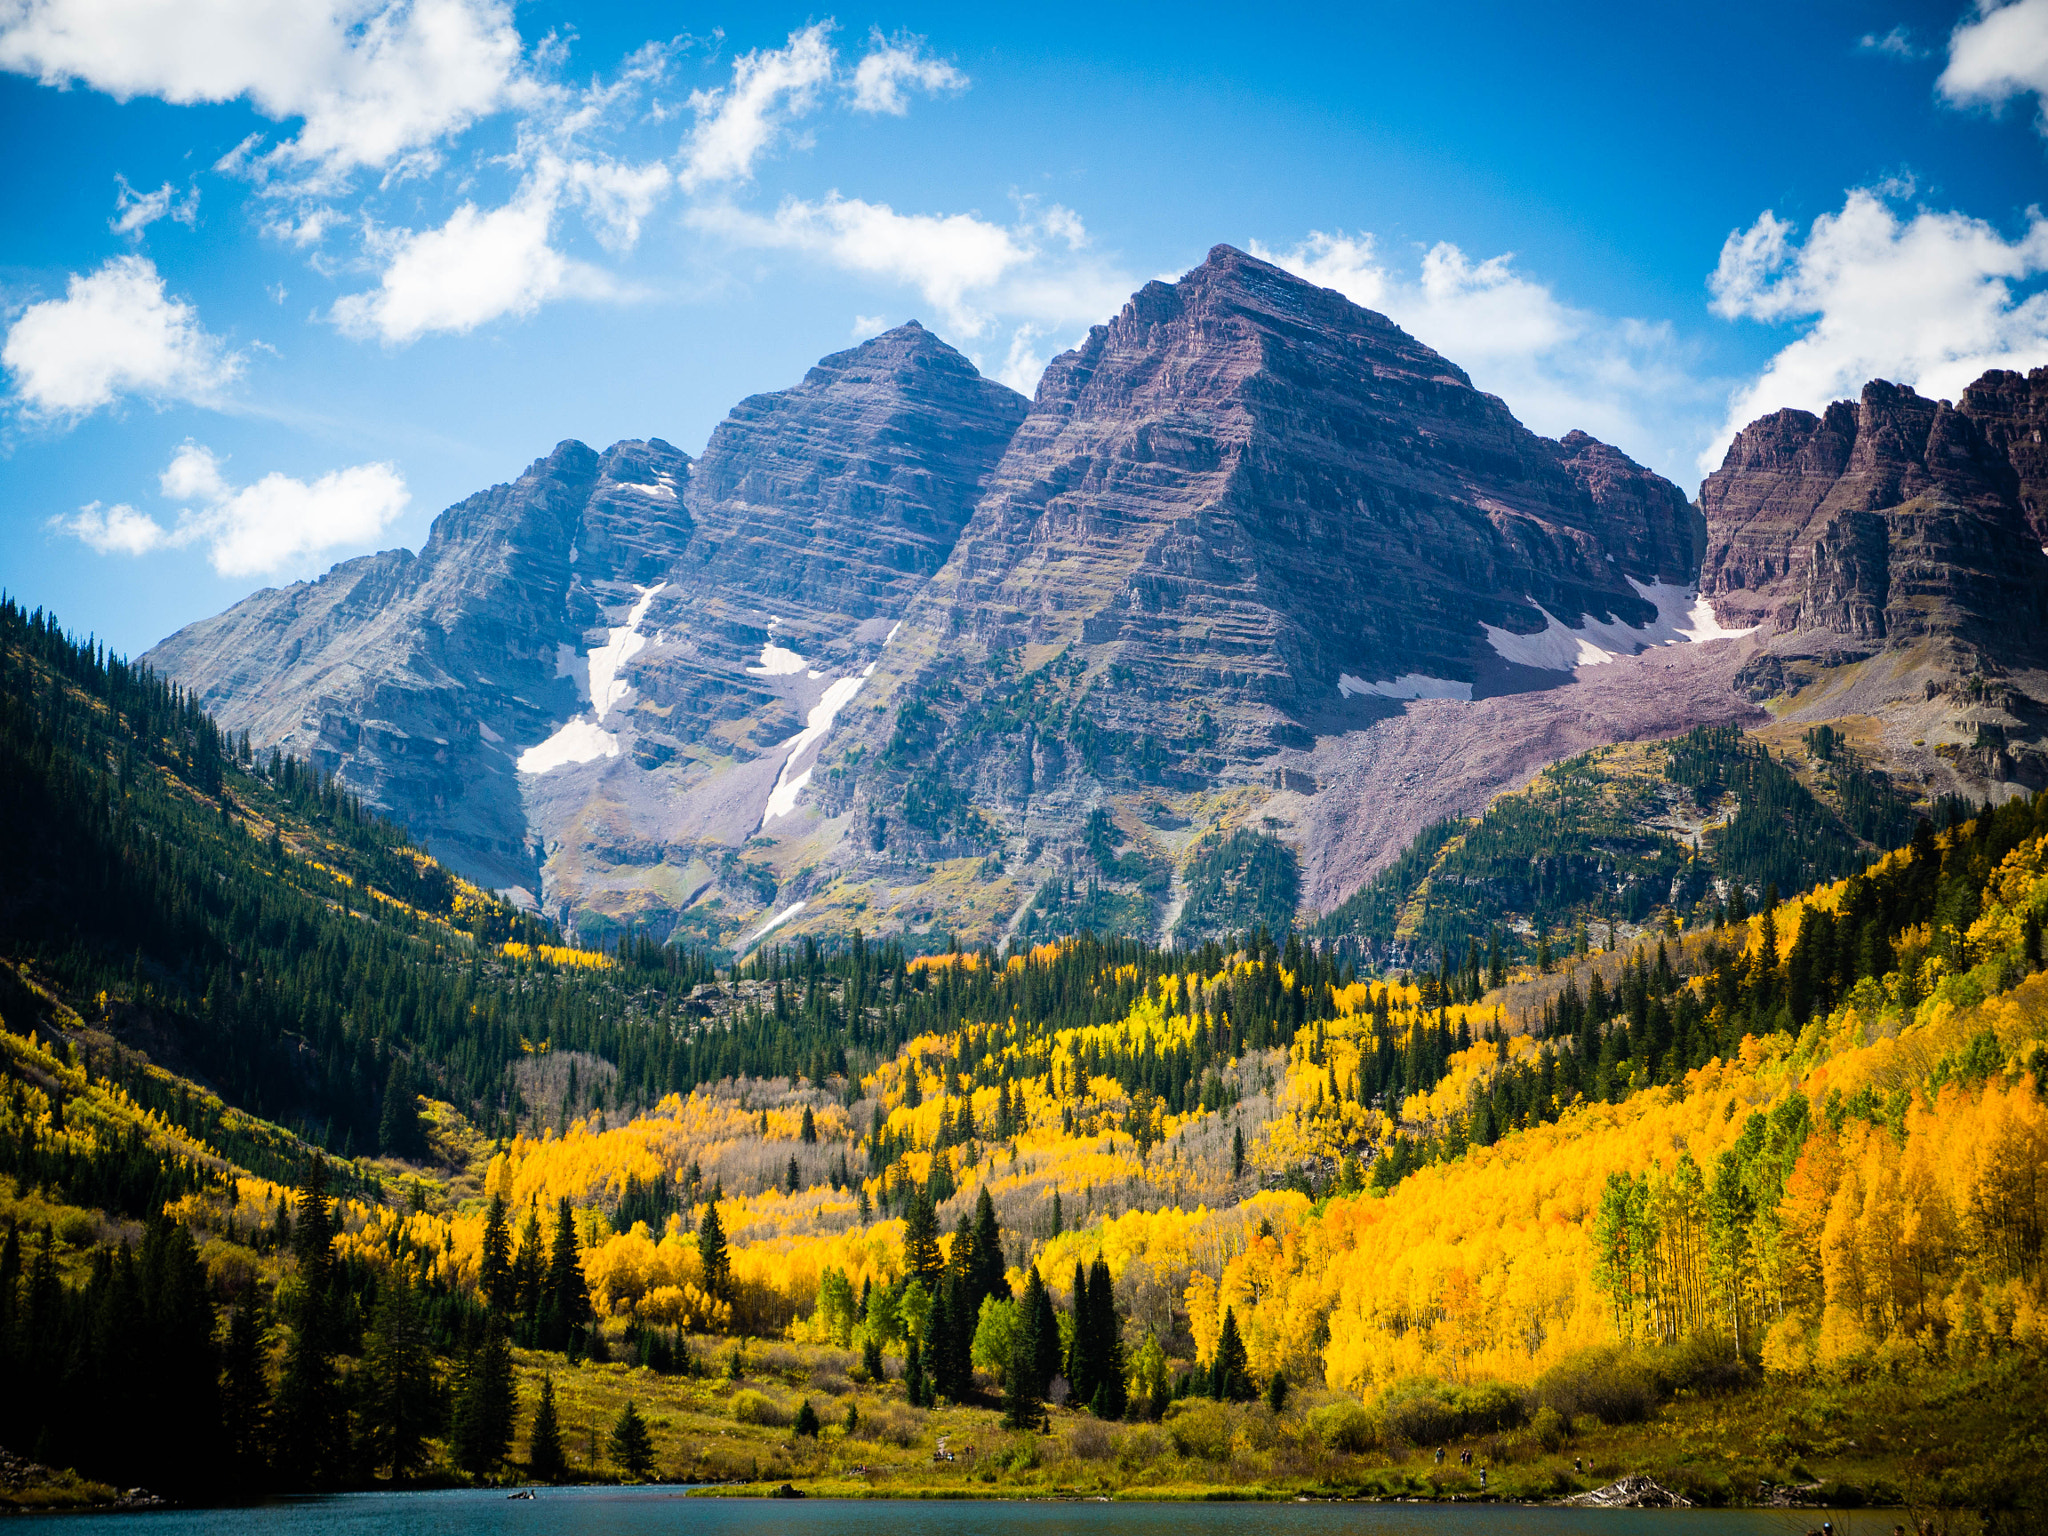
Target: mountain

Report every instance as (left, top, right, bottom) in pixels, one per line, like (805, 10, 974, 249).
(145, 248, 2048, 957)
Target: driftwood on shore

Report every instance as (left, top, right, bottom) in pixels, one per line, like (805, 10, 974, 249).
(1563, 1475, 1694, 1508)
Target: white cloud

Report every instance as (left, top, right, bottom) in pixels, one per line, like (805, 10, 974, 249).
(0, 0, 524, 185)
(851, 313, 888, 337)
(1252, 230, 1718, 484)
(564, 155, 672, 252)
(51, 439, 409, 576)
(1860, 25, 1924, 59)
(1940, 0, 2048, 129)
(693, 193, 1128, 340)
(995, 324, 1049, 395)
(679, 22, 835, 192)
(54, 501, 171, 555)
(332, 161, 610, 344)
(109, 175, 195, 236)
(1703, 187, 2048, 469)
(2, 255, 240, 420)
(849, 30, 966, 114)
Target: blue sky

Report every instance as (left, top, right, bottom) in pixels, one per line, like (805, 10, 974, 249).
(3, 0, 2046, 656)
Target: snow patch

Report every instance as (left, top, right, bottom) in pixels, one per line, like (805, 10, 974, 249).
(588, 583, 665, 722)
(1481, 579, 1756, 672)
(749, 642, 807, 676)
(743, 900, 806, 950)
(757, 663, 876, 829)
(1339, 673, 1474, 702)
(613, 480, 677, 500)
(885, 619, 903, 647)
(477, 721, 503, 745)
(517, 717, 620, 774)
(519, 583, 664, 774)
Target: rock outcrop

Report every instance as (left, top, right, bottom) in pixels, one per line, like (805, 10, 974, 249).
(1699, 376, 2048, 656)
(145, 250, 2048, 952)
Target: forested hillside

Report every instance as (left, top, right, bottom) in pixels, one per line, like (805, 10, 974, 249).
(1317, 724, 1920, 963)
(3, 599, 2047, 1520)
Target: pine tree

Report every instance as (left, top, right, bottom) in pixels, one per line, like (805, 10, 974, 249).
(967, 1186, 1006, 1314)
(540, 1197, 593, 1352)
(786, 1155, 801, 1194)
(697, 1199, 732, 1301)
(274, 1161, 343, 1488)
(479, 1194, 514, 1314)
(451, 1323, 516, 1477)
(903, 1335, 929, 1408)
(793, 1398, 820, 1437)
(511, 1203, 545, 1341)
(1231, 1125, 1245, 1179)
(378, 1057, 425, 1159)
(1028, 1267, 1062, 1399)
(1003, 1277, 1045, 1429)
(608, 1399, 656, 1480)
(800, 1105, 817, 1144)
(219, 1294, 270, 1487)
(1049, 1188, 1063, 1237)
(1087, 1257, 1126, 1419)
(902, 1190, 942, 1285)
(1066, 1261, 1096, 1408)
(922, 1279, 954, 1402)
(360, 1278, 441, 1480)
(528, 1375, 567, 1482)
(1210, 1307, 1250, 1401)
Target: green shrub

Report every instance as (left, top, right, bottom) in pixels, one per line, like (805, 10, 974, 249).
(1373, 1376, 1528, 1445)
(1533, 1346, 1654, 1426)
(1306, 1400, 1378, 1453)
(730, 1389, 788, 1427)
(1162, 1398, 1234, 1461)
(1532, 1404, 1566, 1452)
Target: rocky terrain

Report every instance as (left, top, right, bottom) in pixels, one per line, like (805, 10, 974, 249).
(145, 252, 2048, 955)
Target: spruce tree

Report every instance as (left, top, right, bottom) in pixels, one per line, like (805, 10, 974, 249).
(1087, 1257, 1126, 1419)
(967, 1187, 1006, 1314)
(1028, 1267, 1062, 1399)
(1065, 1261, 1096, 1408)
(800, 1106, 817, 1143)
(274, 1161, 343, 1488)
(608, 1399, 656, 1480)
(793, 1398, 820, 1437)
(528, 1375, 567, 1482)
(378, 1057, 425, 1159)
(697, 1199, 732, 1301)
(901, 1190, 942, 1286)
(541, 1197, 592, 1352)
(451, 1323, 516, 1477)
(479, 1194, 513, 1314)
(511, 1204, 545, 1342)
(219, 1293, 271, 1487)
(1231, 1125, 1245, 1179)
(1210, 1307, 1250, 1402)
(921, 1279, 953, 1402)
(1003, 1287, 1044, 1429)
(903, 1334, 929, 1408)
(360, 1278, 440, 1480)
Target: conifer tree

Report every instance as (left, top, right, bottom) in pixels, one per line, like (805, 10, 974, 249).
(1028, 1267, 1062, 1399)
(1049, 1188, 1063, 1237)
(528, 1375, 567, 1482)
(967, 1186, 1006, 1314)
(903, 1334, 929, 1408)
(275, 1161, 344, 1487)
(541, 1197, 592, 1352)
(800, 1105, 817, 1143)
(1231, 1125, 1245, 1179)
(360, 1278, 440, 1480)
(1066, 1261, 1097, 1408)
(479, 1194, 514, 1314)
(1210, 1307, 1250, 1401)
(608, 1399, 656, 1480)
(793, 1398, 820, 1437)
(901, 1190, 942, 1286)
(378, 1057, 425, 1159)
(1087, 1257, 1126, 1418)
(219, 1293, 271, 1487)
(922, 1279, 954, 1401)
(511, 1203, 546, 1341)
(697, 1198, 732, 1301)
(451, 1322, 517, 1477)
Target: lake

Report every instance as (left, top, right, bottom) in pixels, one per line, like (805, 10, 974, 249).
(35, 1488, 1843, 1535)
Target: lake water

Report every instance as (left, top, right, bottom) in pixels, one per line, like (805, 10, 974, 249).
(35, 1488, 1836, 1535)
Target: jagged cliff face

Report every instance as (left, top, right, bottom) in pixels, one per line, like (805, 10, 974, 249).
(1696, 373, 2048, 791)
(1699, 377, 2048, 653)
(145, 248, 2048, 954)
(146, 438, 692, 891)
(147, 326, 1028, 936)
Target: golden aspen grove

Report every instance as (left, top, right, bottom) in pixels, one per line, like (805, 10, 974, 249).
(3, 597, 2047, 1523)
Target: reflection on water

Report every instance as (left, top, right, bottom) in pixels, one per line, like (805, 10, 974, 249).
(33, 1486, 1823, 1536)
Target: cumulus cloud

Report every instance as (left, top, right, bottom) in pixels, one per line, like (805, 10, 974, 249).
(1703, 187, 2048, 468)
(3, 255, 240, 420)
(50, 440, 410, 576)
(692, 193, 1125, 338)
(1940, 0, 2048, 129)
(0, 0, 524, 185)
(849, 30, 967, 114)
(332, 161, 613, 344)
(1252, 230, 1719, 483)
(679, 22, 835, 192)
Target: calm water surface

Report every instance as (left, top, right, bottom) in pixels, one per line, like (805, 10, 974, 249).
(38, 1488, 1840, 1536)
